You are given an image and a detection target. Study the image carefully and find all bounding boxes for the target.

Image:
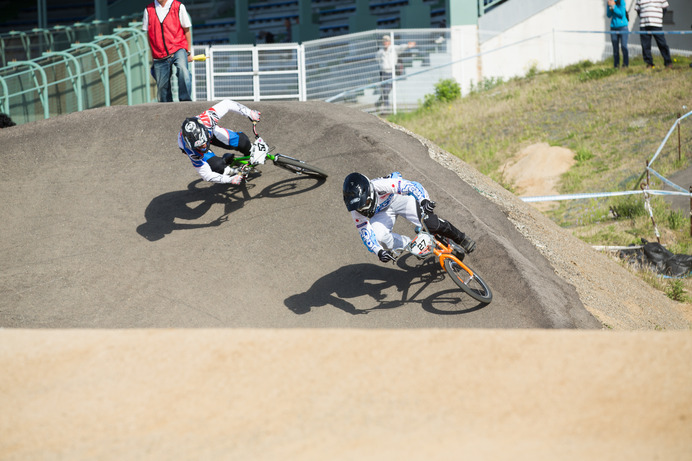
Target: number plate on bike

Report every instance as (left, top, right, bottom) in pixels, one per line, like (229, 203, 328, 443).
(409, 233, 433, 257)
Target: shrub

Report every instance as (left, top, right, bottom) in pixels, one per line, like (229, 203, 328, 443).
(469, 76, 505, 94)
(665, 279, 688, 302)
(667, 209, 686, 230)
(575, 146, 594, 164)
(434, 78, 461, 103)
(422, 79, 461, 109)
(610, 195, 646, 219)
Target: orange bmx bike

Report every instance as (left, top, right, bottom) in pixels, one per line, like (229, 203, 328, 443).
(391, 212, 493, 304)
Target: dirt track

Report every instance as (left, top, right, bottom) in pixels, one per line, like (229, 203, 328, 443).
(1, 102, 691, 458)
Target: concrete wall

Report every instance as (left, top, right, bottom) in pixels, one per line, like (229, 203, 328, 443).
(452, 0, 692, 92)
(452, 0, 607, 93)
(478, 0, 563, 37)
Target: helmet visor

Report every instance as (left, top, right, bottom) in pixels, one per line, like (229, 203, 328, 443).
(195, 141, 210, 153)
(356, 196, 373, 215)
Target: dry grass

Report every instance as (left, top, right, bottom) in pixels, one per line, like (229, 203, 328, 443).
(390, 56, 692, 303)
(392, 57, 692, 192)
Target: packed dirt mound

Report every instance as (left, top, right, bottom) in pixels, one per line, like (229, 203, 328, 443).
(500, 142, 575, 210)
(1, 101, 602, 329)
(2, 329, 691, 460)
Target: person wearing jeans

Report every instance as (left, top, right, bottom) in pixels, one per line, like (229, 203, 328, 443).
(152, 48, 192, 102)
(607, 0, 629, 68)
(143, 0, 193, 102)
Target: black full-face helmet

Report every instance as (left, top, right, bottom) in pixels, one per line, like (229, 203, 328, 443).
(181, 117, 210, 153)
(343, 172, 377, 217)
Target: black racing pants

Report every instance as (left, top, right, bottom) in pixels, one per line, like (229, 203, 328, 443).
(419, 208, 467, 244)
(206, 133, 253, 174)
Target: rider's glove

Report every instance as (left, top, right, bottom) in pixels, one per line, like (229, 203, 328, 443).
(249, 110, 261, 122)
(227, 174, 243, 185)
(378, 249, 394, 263)
(420, 199, 436, 213)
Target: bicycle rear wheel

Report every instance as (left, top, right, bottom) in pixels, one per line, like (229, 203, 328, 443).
(273, 156, 328, 178)
(443, 257, 493, 303)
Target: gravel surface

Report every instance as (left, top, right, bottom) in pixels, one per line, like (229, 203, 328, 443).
(1, 105, 691, 460)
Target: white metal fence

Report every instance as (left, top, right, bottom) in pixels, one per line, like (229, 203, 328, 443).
(190, 27, 692, 115)
(193, 43, 304, 101)
(191, 28, 452, 114)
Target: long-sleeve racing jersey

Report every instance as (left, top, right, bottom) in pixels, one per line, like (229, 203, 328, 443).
(178, 99, 254, 183)
(349, 173, 429, 254)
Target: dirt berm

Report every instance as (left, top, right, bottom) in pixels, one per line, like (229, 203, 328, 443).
(1, 102, 690, 459)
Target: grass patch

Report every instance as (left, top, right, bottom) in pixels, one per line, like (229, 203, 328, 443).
(389, 56, 692, 302)
(578, 67, 618, 82)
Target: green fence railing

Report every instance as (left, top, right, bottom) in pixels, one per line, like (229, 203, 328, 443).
(0, 21, 154, 125)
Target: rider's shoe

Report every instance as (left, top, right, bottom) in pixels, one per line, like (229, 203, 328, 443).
(460, 235, 476, 254)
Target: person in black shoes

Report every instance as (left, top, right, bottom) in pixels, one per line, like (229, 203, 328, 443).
(343, 171, 475, 263)
(635, 0, 673, 69)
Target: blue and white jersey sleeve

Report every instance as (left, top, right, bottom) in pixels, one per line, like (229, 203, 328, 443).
(370, 176, 429, 204)
(196, 99, 253, 133)
(350, 211, 382, 254)
(208, 99, 254, 121)
(195, 162, 234, 183)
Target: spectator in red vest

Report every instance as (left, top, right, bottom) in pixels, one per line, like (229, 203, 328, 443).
(142, 0, 193, 102)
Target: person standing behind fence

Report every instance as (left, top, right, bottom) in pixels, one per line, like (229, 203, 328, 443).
(635, 0, 672, 69)
(375, 35, 415, 111)
(143, 0, 193, 102)
(607, 0, 629, 68)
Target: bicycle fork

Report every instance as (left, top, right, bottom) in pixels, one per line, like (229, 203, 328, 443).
(433, 238, 475, 277)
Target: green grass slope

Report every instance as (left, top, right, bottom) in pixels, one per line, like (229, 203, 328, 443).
(390, 56, 692, 302)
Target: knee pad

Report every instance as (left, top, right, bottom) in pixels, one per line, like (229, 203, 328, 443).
(207, 155, 226, 174)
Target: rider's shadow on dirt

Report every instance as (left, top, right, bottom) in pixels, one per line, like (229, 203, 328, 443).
(137, 176, 326, 241)
(284, 257, 488, 316)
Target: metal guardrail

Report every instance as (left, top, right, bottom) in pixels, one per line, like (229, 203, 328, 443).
(0, 15, 141, 67)
(0, 23, 153, 125)
(3, 25, 692, 125)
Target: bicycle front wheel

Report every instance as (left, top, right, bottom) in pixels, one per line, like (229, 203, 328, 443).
(443, 257, 493, 304)
(273, 156, 328, 179)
